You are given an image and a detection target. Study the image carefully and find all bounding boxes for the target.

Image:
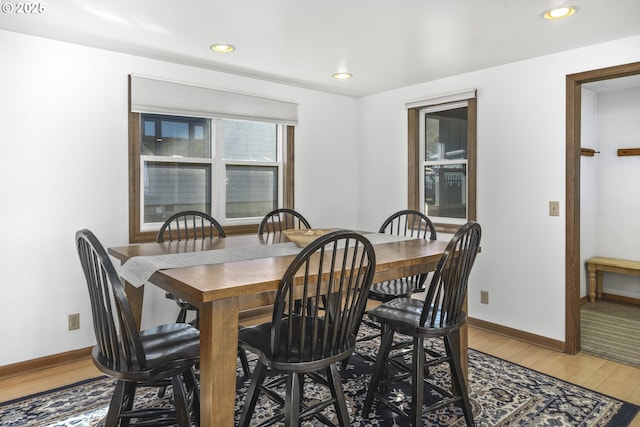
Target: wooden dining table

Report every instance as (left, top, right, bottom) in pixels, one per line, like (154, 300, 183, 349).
(108, 231, 465, 427)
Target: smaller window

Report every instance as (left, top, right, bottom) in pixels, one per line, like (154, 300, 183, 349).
(420, 104, 468, 224)
(409, 96, 476, 232)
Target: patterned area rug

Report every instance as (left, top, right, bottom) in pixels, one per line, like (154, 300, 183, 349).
(581, 301, 640, 369)
(1, 325, 638, 426)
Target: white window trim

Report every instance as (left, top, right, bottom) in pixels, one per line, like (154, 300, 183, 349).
(216, 122, 285, 226)
(138, 116, 285, 231)
(418, 101, 469, 225)
(139, 154, 214, 232)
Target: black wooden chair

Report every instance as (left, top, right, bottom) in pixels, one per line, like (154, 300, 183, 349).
(257, 208, 311, 238)
(238, 230, 376, 427)
(156, 210, 250, 377)
(361, 221, 481, 427)
(157, 210, 226, 326)
(368, 209, 436, 301)
(359, 210, 436, 346)
(76, 229, 200, 427)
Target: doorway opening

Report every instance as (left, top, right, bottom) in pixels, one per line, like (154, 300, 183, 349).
(565, 61, 640, 355)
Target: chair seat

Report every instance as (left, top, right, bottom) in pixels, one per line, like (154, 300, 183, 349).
(368, 297, 465, 337)
(367, 278, 425, 301)
(239, 317, 355, 371)
(93, 323, 200, 380)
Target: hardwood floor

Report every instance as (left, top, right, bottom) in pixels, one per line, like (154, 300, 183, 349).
(1, 327, 639, 425)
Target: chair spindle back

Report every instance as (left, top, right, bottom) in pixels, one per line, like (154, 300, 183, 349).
(76, 229, 146, 371)
(420, 221, 481, 329)
(157, 210, 226, 243)
(271, 230, 376, 362)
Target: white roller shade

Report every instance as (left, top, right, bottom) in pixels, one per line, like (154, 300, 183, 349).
(130, 75, 298, 125)
(405, 89, 477, 109)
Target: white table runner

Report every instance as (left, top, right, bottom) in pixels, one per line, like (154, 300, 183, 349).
(117, 232, 417, 287)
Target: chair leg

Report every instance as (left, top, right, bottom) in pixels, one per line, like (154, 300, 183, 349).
(176, 307, 188, 323)
(238, 362, 268, 427)
(171, 374, 191, 427)
(238, 348, 251, 376)
(183, 366, 200, 426)
(445, 333, 475, 427)
(284, 372, 301, 427)
(326, 363, 350, 426)
(105, 380, 136, 427)
(411, 337, 425, 427)
(362, 326, 395, 416)
(193, 309, 200, 329)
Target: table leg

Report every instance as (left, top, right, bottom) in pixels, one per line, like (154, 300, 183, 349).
(588, 265, 596, 302)
(124, 282, 144, 330)
(198, 298, 240, 427)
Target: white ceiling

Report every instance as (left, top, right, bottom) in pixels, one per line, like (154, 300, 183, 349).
(1, 0, 640, 97)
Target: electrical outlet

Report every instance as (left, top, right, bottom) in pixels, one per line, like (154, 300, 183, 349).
(480, 290, 489, 304)
(549, 201, 560, 216)
(68, 313, 80, 330)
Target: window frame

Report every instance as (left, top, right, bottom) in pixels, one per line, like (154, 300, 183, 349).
(214, 118, 283, 225)
(128, 111, 296, 243)
(408, 97, 477, 234)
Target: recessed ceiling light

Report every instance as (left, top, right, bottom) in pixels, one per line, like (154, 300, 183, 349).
(210, 44, 235, 53)
(332, 72, 353, 80)
(542, 6, 577, 20)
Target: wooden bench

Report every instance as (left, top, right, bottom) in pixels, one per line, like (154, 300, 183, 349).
(586, 257, 640, 302)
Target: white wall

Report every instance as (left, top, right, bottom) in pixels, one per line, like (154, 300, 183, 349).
(358, 35, 640, 341)
(2, 27, 640, 367)
(593, 87, 640, 295)
(0, 29, 359, 366)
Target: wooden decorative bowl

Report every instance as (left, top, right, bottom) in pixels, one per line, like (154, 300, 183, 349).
(282, 229, 333, 247)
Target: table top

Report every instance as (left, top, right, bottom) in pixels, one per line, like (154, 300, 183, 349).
(109, 232, 449, 306)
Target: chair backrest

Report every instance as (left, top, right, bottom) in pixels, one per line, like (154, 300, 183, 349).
(378, 209, 436, 291)
(76, 229, 147, 371)
(271, 230, 376, 363)
(258, 208, 311, 235)
(379, 209, 436, 240)
(420, 222, 481, 329)
(157, 210, 226, 243)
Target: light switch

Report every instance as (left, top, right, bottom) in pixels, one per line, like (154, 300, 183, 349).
(549, 201, 560, 216)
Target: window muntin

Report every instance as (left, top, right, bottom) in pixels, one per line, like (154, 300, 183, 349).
(420, 103, 468, 224)
(140, 114, 283, 230)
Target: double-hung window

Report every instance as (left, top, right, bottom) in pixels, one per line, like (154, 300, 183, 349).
(407, 90, 476, 233)
(420, 103, 468, 223)
(141, 115, 282, 225)
(219, 118, 282, 220)
(128, 75, 298, 242)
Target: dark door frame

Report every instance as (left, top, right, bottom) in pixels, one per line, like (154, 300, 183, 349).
(565, 61, 640, 355)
